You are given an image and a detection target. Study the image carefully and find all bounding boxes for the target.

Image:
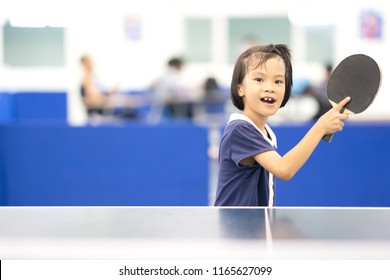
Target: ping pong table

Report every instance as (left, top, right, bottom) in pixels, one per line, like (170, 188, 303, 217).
(1, 207, 390, 260)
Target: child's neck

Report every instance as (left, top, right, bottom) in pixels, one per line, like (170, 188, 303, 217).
(242, 112, 268, 135)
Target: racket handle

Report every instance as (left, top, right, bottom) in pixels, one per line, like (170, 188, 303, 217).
(322, 133, 334, 143)
(322, 107, 346, 143)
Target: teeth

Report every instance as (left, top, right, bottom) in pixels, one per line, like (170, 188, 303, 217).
(261, 97, 275, 103)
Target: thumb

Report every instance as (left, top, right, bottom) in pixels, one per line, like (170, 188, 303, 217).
(335, 96, 351, 111)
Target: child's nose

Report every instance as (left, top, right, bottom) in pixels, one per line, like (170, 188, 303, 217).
(264, 82, 275, 92)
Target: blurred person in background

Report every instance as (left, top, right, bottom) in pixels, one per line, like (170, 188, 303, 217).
(311, 63, 333, 120)
(198, 76, 229, 124)
(80, 54, 144, 121)
(148, 57, 198, 122)
(80, 54, 113, 118)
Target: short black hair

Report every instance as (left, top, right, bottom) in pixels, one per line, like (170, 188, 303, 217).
(230, 44, 293, 110)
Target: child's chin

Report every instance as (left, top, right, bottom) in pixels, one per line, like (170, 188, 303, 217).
(266, 109, 279, 116)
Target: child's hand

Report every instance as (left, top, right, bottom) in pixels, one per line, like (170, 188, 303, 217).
(317, 96, 351, 135)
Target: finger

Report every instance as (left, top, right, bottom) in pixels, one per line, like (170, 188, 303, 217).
(335, 96, 351, 111)
(339, 119, 346, 131)
(339, 113, 349, 120)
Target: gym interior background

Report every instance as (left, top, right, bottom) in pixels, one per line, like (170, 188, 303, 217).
(0, 0, 389, 206)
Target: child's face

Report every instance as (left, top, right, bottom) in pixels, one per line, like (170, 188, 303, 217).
(238, 56, 286, 119)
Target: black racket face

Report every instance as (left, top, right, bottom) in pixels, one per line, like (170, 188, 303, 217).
(327, 54, 381, 113)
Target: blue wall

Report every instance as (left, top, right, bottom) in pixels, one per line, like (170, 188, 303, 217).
(0, 92, 13, 123)
(0, 123, 209, 206)
(2, 122, 388, 207)
(0, 125, 5, 206)
(0, 91, 67, 124)
(273, 123, 390, 207)
(1, 92, 390, 207)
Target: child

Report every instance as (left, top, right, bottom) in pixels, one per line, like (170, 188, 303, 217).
(214, 44, 350, 207)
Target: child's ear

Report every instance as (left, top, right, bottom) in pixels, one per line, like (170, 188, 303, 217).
(238, 85, 244, 97)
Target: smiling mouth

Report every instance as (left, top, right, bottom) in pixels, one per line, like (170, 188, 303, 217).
(260, 97, 276, 104)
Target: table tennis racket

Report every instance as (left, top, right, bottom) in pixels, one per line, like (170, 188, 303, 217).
(323, 54, 381, 142)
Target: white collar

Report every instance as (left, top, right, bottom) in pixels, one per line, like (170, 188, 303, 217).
(228, 113, 277, 148)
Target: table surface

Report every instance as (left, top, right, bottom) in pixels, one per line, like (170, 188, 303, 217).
(1, 207, 390, 259)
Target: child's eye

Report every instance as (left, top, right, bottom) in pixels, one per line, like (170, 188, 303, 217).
(255, 78, 263, 82)
(275, 80, 284, 84)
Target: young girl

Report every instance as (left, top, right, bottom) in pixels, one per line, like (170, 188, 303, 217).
(214, 44, 350, 207)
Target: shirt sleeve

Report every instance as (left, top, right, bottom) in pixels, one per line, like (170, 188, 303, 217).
(230, 122, 275, 167)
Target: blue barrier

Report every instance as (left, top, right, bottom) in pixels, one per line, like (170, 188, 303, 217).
(0, 91, 67, 124)
(0, 92, 14, 123)
(0, 123, 209, 206)
(0, 93, 389, 207)
(0, 127, 5, 205)
(273, 123, 390, 207)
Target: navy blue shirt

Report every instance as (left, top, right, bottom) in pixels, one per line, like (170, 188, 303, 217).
(214, 117, 276, 206)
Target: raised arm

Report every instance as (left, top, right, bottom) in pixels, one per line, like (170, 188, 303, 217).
(254, 96, 350, 181)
